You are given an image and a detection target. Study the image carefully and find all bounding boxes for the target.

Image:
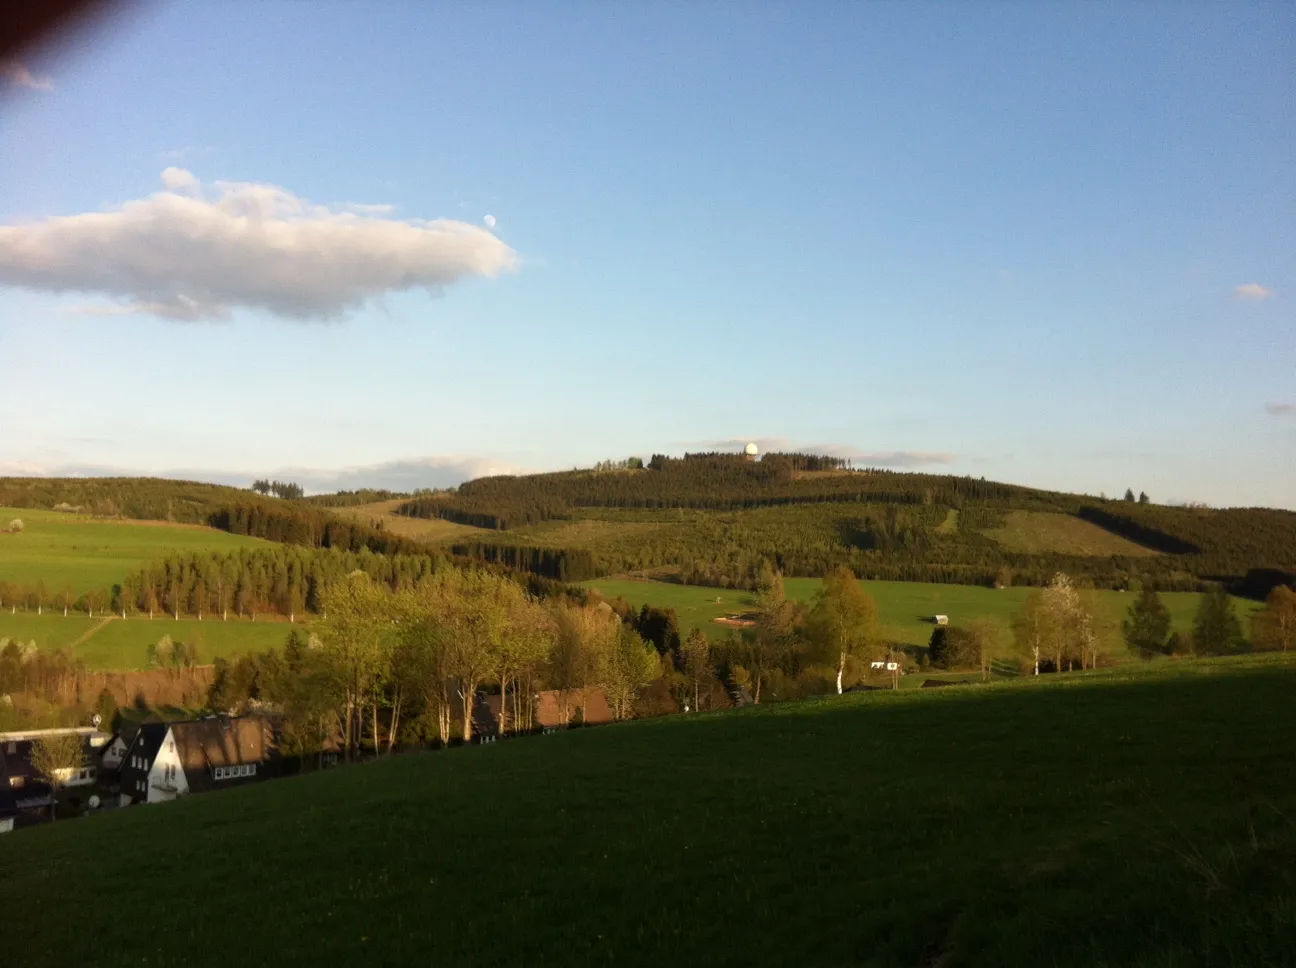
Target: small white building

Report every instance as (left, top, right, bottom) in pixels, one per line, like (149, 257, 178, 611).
(869, 659, 902, 672)
(933, 614, 949, 626)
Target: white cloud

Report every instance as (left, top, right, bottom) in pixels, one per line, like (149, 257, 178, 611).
(1266, 402, 1296, 417)
(160, 166, 200, 192)
(483, 214, 497, 229)
(1233, 283, 1275, 301)
(1, 61, 53, 91)
(0, 170, 518, 321)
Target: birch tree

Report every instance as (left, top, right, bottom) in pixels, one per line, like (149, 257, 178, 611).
(680, 628, 713, 712)
(318, 571, 391, 761)
(1252, 585, 1296, 653)
(30, 733, 86, 821)
(809, 566, 879, 694)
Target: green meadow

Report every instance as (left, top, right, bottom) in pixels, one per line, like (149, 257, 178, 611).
(0, 611, 301, 669)
(583, 576, 1262, 656)
(0, 505, 271, 596)
(2, 653, 1294, 967)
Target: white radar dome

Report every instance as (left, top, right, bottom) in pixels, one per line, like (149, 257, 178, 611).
(744, 442, 759, 456)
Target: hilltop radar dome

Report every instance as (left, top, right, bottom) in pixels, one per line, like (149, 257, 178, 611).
(744, 442, 759, 457)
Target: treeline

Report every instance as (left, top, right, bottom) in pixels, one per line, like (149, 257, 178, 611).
(250, 480, 304, 500)
(0, 477, 265, 523)
(210, 570, 663, 758)
(115, 546, 579, 622)
(301, 489, 409, 508)
(207, 503, 429, 556)
(449, 542, 601, 582)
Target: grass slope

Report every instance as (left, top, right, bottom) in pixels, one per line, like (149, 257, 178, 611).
(2, 655, 1294, 967)
(982, 510, 1160, 557)
(0, 505, 272, 595)
(0, 612, 299, 669)
(583, 577, 1262, 654)
(331, 498, 493, 542)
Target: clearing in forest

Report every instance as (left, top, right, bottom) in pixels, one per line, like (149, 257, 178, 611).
(981, 510, 1160, 557)
(0, 505, 272, 595)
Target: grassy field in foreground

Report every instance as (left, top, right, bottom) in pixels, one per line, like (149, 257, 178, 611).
(0, 505, 272, 595)
(583, 577, 1262, 654)
(2, 654, 1294, 967)
(0, 611, 300, 668)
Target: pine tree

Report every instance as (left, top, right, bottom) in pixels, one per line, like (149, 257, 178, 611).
(1122, 586, 1172, 659)
(1192, 585, 1245, 656)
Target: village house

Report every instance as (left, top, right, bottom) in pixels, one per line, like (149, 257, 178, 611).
(117, 716, 276, 806)
(0, 728, 111, 830)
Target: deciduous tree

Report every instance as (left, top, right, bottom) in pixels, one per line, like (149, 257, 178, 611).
(1252, 585, 1296, 653)
(808, 566, 879, 694)
(29, 733, 86, 820)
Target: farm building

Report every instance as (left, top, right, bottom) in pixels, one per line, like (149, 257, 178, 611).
(933, 615, 949, 626)
(869, 659, 903, 673)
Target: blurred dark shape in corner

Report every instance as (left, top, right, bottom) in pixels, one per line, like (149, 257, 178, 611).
(1, 0, 129, 66)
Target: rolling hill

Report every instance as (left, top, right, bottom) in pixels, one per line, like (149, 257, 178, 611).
(391, 456, 1296, 594)
(2, 654, 1294, 967)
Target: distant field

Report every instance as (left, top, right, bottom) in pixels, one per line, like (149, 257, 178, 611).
(331, 499, 492, 543)
(582, 577, 1262, 656)
(3, 654, 1295, 967)
(982, 510, 1160, 557)
(0, 505, 272, 595)
(0, 611, 299, 669)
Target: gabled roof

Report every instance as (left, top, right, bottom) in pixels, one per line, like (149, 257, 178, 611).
(171, 717, 271, 771)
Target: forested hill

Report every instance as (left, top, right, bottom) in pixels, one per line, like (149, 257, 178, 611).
(397, 453, 1075, 529)
(392, 456, 1296, 594)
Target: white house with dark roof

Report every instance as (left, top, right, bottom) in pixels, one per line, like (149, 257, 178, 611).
(118, 717, 276, 806)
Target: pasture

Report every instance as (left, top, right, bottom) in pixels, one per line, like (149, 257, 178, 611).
(583, 577, 1262, 656)
(0, 505, 271, 595)
(2, 653, 1294, 967)
(0, 611, 298, 669)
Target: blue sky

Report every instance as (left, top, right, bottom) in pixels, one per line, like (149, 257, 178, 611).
(0, 3, 1292, 506)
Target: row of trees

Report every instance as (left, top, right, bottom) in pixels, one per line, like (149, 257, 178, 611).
(209, 569, 662, 759)
(250, 480, 305, 500)
(1122, 582, 1296, 658)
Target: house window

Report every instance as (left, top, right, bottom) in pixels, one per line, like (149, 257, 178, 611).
(168, 741, 174, 752)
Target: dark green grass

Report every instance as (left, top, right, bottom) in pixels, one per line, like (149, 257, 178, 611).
(2, 655, 1295, 967)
